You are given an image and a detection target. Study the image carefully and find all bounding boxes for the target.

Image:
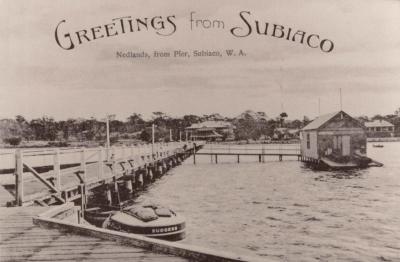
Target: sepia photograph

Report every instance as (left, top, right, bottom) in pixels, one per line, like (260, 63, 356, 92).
(0, 0, 399, 261)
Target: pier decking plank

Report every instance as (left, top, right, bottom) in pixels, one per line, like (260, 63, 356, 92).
(0, 207, 188, 262)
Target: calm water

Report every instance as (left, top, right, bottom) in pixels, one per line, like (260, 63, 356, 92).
(136, 143, 400, 261)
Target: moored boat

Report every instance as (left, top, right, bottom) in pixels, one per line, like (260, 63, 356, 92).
(84, 204, 185, 241)
(373, 144, 384, 148)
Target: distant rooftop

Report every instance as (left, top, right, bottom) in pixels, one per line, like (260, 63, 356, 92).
(235, 110, 268, 121)
(364, 119, 394, 127)
(186, 121, 232, 129)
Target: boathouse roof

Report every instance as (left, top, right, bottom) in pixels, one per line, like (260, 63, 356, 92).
(302, 111, 340, 131)
(302, 110, 365, 131)
(364, 119, 394, 128)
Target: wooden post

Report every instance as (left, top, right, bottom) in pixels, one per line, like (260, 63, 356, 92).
(137, 171, 143, 188)
(215, 154, 218, 164)
(53, 149, 61, 191)
(106, 116, 110, 158)
(125, 178, 133, 194)
(121, 145, 126, 162)
(77, 209, 81, 224)
(113, 176, 121, 206)
(158, 164, 163, 176)
(130, 146, 134, 160)
(152, 124, 155, 156)
(106, 184, 112, 205)
(259, 155, 261, 163)
(80, 148, 87, 182)
(279, 155, 283, 161)
(111, 146, 116, 161)
(148, 167, 153, 182)
(15, 149, 24, 206)
(98, 147, 104, 179)
(193, 147, 196, 164)
(62, 190, 68, 203)
(237, 154, 240, 163)
(261, 145, 265, 163)
(79, 184, 85, 218)
(131, 174, 135, 189)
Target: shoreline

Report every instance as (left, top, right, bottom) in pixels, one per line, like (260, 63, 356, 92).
(367, 137, 400, 142)
(2, 138, 400, 150)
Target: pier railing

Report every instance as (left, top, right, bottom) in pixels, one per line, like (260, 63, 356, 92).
(201, 143, 300, 153)
(2, 141, 203, 206)
(193, 142, 301, 163)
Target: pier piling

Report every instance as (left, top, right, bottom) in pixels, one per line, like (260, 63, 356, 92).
(53, 149, 61, 191)
(15, 149, 24, 206)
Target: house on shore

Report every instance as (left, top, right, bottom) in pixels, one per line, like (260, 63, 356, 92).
(300, 111, 379, 169)
(364, 119, 394, 138)
(186, 121, 234, 141)
(273, 128, 300, 140)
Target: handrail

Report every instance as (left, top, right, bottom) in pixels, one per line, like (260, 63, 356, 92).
(8, 141, 202, 206)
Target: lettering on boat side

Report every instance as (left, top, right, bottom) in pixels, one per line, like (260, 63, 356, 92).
(152, 226, 179, 233)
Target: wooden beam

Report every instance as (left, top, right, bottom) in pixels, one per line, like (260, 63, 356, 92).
(74, 171, 85, 184)
(52, 193, 66, 204)
(35, 199, 48, 207)
(24, 163, 59, 193)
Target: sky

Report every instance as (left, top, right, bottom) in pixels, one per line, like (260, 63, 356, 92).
(0, 0, 399, 121)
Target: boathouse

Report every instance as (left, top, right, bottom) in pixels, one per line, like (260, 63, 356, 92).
(300, 111, 367, 164)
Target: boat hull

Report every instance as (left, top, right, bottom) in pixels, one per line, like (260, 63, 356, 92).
(84, 205, 186, 241)
(106, 212, 186, 241)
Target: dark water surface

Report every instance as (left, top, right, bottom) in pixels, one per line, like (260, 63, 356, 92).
(136, 143, 400, 261)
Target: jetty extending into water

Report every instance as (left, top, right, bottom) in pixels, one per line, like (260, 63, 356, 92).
(192, 143, 301, 164)
(0, 142, 203, 207)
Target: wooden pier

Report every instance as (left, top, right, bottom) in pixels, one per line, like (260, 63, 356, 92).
(0, 142, 203, 207)
(0, 206, 187, 262)
(192, 144, 301, 164)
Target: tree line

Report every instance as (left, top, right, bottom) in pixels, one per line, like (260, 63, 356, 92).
(1, 109, 399, 146)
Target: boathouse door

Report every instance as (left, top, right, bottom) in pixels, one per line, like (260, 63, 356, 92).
(342, 136, 351, 156)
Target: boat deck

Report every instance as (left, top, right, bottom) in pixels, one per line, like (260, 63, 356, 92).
(320, 157, 383, 169)
(320, 157, 358, 168)
(0, 206, 187, 262)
